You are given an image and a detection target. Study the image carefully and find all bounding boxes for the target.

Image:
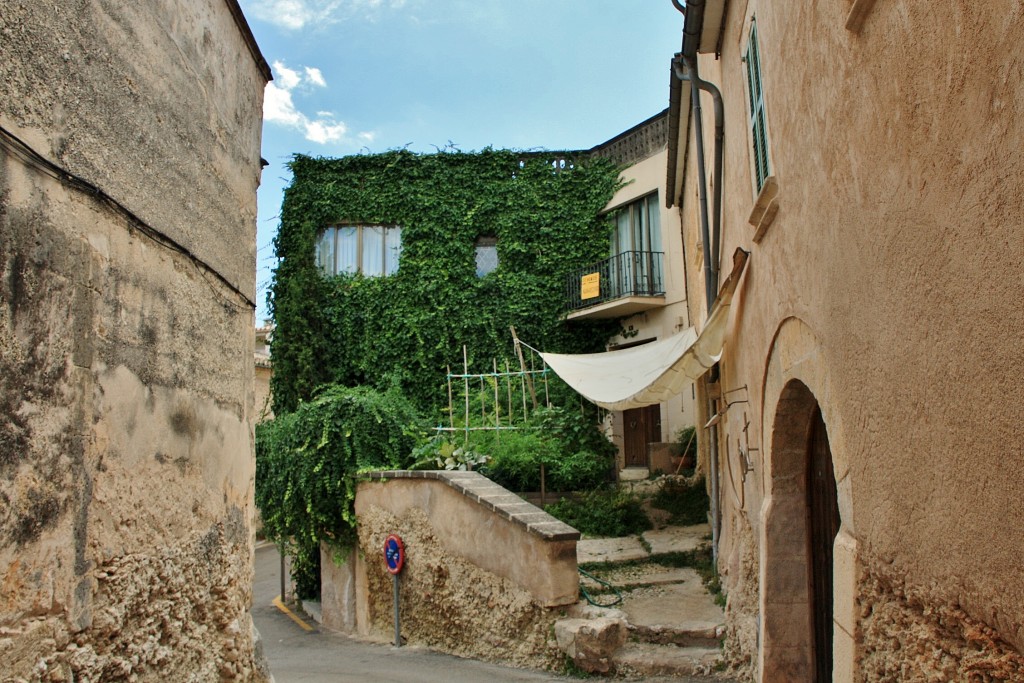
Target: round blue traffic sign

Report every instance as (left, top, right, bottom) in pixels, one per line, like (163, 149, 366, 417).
(384, 534, 405, 575)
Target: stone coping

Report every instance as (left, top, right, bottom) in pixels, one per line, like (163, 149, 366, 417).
(364, 470, 581, 542)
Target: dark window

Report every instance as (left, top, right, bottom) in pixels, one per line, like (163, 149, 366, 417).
(475, 236, 498, 277)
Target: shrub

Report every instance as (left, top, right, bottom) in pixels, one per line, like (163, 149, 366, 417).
(545, 487, 652, 538)
(476, 430, 558, 491)
(550, 449, 613, 491)
(255, 384, 424, 597)
(650, 475, 710, 526)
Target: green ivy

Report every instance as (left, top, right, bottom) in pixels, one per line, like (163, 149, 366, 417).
(268, 149, 624, 416)
(255, 384, 424, 595)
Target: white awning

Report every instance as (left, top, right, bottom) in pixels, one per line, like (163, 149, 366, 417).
(541, 250, 748, 411)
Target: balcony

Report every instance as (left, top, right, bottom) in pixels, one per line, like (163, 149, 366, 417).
(566, 250, 665, 320)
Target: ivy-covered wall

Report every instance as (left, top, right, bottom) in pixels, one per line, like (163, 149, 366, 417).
(269, 149, 623, 415)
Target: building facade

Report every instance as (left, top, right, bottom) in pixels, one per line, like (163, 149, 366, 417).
(668, 1, 1024, 680)
(570, 112, 699, 476)
(0, 1, 270, 678)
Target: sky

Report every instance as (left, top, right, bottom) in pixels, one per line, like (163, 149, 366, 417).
(241, 0, 687, 323)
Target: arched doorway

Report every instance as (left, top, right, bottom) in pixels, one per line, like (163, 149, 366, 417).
(760, 380, 839, 681)
(807, 404, 840, 680)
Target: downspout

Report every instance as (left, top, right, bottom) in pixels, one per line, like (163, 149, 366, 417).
(683, 58, 715, 311)
(673, 57, 725, 304)
(672, 0, 727, 566)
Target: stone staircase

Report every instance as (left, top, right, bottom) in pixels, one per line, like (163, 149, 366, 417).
(555, 524, 735, 679)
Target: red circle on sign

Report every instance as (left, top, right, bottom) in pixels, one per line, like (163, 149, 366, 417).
(384, 534, 405, 575)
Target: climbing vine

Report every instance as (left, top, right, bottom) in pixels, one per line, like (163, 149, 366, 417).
(268, 149, 624, 416)
(255, 384, 424, 595)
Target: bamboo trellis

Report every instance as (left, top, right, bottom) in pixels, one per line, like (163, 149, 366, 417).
(439, 344, 552, 445)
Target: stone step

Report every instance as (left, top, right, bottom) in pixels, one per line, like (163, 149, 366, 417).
(612, 641, 723, 678)
(629, 621, 722, 649)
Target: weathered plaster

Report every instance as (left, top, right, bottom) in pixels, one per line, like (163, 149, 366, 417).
(0, 0, 267, 678)
(676, 1, 1024, 678)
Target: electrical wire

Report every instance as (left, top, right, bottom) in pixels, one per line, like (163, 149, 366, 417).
(0, 124, 256, 311)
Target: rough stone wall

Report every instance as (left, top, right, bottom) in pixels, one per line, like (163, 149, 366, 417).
(858, 560, 1024, 682)
(675, 0, 1024, 678)
(718, 506, 758, 682)
(356, 505, 564, 670)
(0, 1, 268, 679)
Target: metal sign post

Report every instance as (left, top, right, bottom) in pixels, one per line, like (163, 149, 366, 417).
(384, 534, 405, 647)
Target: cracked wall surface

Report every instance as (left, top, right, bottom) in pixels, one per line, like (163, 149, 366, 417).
(0, 1, 268, 679)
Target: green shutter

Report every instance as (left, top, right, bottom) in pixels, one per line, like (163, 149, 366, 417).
(745, 21, 771, 193)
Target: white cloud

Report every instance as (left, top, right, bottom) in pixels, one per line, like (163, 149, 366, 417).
(272, 60, 302, 89)
(305, 120, 348, 144)
(246, 0, 410, 30)
(264, 60, 372, 147)
(304, 66, 327, 87)
(263, 82, 304, 128)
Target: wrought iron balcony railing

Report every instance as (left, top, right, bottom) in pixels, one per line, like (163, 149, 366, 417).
(566, 250, 665, 312)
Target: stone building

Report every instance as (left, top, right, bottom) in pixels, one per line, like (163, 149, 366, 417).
(255, 323, 274, 422)
(0, 1, 270, 678)
(666, 0, 1024, 680)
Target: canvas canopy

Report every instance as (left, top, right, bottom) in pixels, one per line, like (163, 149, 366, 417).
(540, 250, 748, 411)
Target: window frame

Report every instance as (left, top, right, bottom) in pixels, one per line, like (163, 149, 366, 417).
(316, 224, 402, 277)
(474, 235, 499, 277)
(610, 191, 662, 257)
(744, 19, 771, 195)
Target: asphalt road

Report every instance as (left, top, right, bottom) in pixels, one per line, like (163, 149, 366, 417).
(252, 544, 570, 682)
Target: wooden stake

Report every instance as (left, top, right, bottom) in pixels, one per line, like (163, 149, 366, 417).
(493, 359, 501, 429)
(542, 360, 550, 408)
(505, 360, 514, 428)
(463, 345, 470, 445)
(447, 365, 454, 432)
(510, 326, 537, 411)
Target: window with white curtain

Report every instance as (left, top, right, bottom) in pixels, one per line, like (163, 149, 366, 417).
(611, 192, 661, 256)
(315, 225, 402, 276)
(474, 236, 498, 277)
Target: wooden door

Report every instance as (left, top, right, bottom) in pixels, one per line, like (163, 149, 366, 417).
(807, 406, 840, 682)
(623, 405, 661, 468)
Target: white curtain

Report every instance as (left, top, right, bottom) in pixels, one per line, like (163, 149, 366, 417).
(336, 227, 358, 274)
(362, 226, 384, 276)
(385, 227, 402, 275)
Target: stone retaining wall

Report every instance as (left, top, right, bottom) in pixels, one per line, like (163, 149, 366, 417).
(319, 470, 580, 668)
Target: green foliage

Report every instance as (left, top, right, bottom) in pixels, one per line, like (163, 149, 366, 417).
(475, 430, 560, 491)
(255, 384, 424, 597)
(408, 435, 488, 471)
(650, 475, 710, 526)
(674, 425, 698, 461)
(460, 404, 615, 491)
(268, 149, 623, 416)
(545, 488, 652, 538)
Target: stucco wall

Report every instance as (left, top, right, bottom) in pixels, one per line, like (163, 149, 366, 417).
(603, 147, 698, 466)
(344, 472, 580, 668)
(677, 0, 1024, 678)
(0, 1, 268, 679)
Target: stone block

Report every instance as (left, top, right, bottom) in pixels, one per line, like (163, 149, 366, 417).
(554, 617, 628, 673)
(832, 530, 860, 638)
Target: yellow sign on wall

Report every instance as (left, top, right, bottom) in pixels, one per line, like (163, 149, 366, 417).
(581, 272, 600, 300)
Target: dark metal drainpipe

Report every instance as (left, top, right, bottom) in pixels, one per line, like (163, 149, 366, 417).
(683, 58, 715, 312)
(674, 57, 725, 306)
